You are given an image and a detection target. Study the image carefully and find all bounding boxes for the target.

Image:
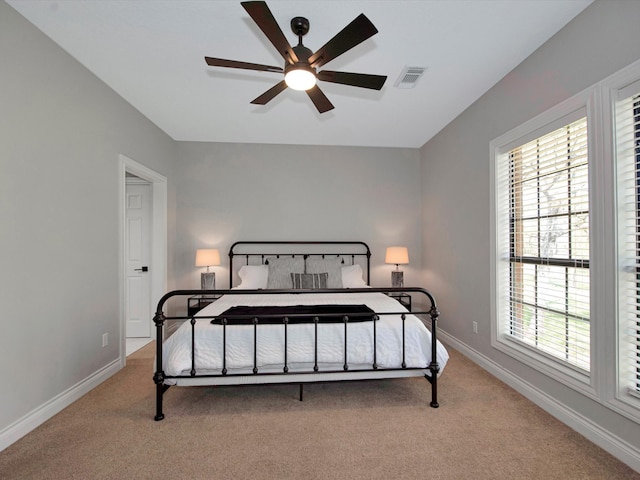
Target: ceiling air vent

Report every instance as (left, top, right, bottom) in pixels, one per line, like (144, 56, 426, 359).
(394, 66, 426, 89)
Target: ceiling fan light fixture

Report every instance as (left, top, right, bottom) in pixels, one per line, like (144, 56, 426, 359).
(284, 66, 317, 91)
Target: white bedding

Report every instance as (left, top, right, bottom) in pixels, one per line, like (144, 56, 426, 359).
(162, 291, 448, 379)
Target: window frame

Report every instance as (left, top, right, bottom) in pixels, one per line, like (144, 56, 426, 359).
(490, 88, 601, 399)
(602, 62, 640, 420)
(491, 58, 640, 424)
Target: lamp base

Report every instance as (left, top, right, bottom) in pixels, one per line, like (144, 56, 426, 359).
(201, 272, 216, 290)
(391, 271, 404, 288)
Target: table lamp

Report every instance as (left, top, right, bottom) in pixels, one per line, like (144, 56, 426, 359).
(385, 246, 409, 288)
(195, 248, 221, 290)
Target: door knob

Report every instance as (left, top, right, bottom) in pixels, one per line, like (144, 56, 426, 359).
(134, 266, 149, 272)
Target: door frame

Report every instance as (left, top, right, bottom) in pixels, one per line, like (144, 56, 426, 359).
(118, 154, 167, 364)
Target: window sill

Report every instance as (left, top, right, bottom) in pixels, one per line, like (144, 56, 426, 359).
(492, 334, 598, 400)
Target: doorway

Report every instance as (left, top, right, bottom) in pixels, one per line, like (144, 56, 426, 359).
(118, 155, 167, 361)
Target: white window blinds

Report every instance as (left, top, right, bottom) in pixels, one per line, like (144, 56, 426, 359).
(616, 87, 640, 396)
(506, 118, 590, 371)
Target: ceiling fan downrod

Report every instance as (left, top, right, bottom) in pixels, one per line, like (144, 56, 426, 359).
(290, 16, 310, 45)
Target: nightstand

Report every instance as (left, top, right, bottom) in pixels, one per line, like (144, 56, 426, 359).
(188, 294, 221, 316)
(386, 292, 411, 311)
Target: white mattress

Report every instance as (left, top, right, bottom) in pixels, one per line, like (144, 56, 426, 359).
(162, 292, 448, 382)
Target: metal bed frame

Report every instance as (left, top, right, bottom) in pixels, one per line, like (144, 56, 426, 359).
(153, 241, 441, 421)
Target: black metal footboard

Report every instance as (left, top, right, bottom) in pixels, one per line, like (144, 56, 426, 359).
(153, 287, 440, 421)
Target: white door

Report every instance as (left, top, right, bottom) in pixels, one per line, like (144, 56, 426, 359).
(125, 180, 151, 338)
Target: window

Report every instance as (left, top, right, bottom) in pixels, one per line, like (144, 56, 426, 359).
(615, 83, 640, 400)
(507, 118, 590, 372)
(494, 116, 591, 376)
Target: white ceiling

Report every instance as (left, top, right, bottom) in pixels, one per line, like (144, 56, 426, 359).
(7, 0, 593, 148)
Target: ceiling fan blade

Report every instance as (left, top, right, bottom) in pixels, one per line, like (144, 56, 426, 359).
(308, 14, 378, 69)
(205, 57, 283, 73)
(250, 80, 288, 105)
(306, 85, 334, 113)
(317, 70, 387, 90)
(241, 1, 298, 64)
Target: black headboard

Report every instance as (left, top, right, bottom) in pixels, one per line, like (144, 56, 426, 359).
(228, 241, 371, 287)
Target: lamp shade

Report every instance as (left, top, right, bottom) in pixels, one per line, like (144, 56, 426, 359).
(195, 248, 221, 267)
(385, 246, 409, 265)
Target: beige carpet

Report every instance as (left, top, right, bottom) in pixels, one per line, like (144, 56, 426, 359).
(0, 342, 638, 479)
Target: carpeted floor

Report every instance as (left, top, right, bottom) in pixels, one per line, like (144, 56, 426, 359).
(0, 342, 638, 479)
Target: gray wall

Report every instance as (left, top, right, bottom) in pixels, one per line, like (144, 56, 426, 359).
(172, 142, 422, 291)
(0, 2, 176, 435)
(420, 0, 640, 455)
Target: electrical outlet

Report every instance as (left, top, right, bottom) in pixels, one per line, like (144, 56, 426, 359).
(102, 333, 109, 347)
(472, 321, 478, 334)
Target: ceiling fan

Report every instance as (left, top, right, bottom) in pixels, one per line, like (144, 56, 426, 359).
(204, 1, 387, 113)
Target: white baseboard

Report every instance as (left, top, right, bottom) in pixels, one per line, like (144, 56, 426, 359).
(0, 358, 123, 452)
(438, 330, 640, 473)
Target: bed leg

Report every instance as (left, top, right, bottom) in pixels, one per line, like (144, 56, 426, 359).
(154, 372, 166, 421)
(299, 383, 304, 402)
(430, 380, 439, 408)
(428, 362, 440, 408)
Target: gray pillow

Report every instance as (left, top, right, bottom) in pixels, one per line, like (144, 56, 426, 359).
(291, 272, 328, 289)
(305, 257, 344, 288)
(265, 256, 305, 289)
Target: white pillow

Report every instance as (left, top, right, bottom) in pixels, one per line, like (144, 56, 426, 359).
(236, 265, 269, 289)
(341, 264, 368, 288)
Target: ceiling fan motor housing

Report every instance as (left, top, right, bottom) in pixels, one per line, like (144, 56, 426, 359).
(288, 44, 314, 69)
